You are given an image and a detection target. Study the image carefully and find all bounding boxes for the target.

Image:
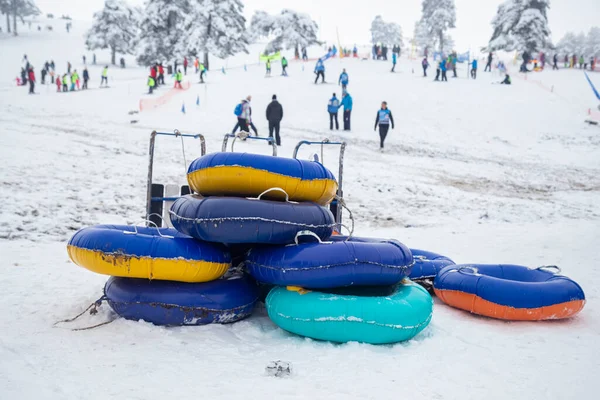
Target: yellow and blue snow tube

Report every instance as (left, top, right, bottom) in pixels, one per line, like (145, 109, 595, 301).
(186, 153, 338, 205)
(67, 225, 231, 282)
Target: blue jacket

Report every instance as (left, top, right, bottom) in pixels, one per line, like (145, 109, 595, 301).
(392, 53, 397, 63)
(341, 94, 352, 111)
(375, 109, 394, 128)
(315, 60, 325, 72)
(472, 59, 478, 69)
(339, 72, 348, 85)
(328, 96, 340, 113)
(440, 61, 447, 71)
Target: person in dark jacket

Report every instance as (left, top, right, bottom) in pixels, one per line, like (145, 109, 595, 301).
(328, 93, 340, 130)
(552, 54, 558, 70)
(266, 94, 283, 146)
(341, 92, 353, 131)
(484, 52, 493, 72)
(82, 67, 89, 89)
(374, 101, 394, 150)
(500, 74, 511, 85)
(41, 66, 47, 84)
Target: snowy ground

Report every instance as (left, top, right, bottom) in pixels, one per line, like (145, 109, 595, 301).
(1, 22, 599, 400)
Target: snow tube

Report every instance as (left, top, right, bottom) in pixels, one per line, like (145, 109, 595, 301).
(67, 225, 230, 282)
(186, 153, 338, 205)
(434, 264, 585, 320)
(246, 235, 413, 288)
(409, 249, 455, 280)
(105, 275, 258, 326)
(266, 283, 433, 344)
(170, 195, 335, 244)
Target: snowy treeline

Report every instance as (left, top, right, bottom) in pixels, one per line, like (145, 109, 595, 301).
(370, 15, 403, 47)
(0, 0, 40, 35)
(414, 0, 456, 53)
(85, 0, 140, 65)
(555, 28, 600, 58)
(249, 9, 320, 55)
(488, 0, 552, 54)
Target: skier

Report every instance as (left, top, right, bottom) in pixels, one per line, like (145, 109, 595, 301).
(440, 60, 448, 81)
(314, 59, 325, 84)
(82, 67, 89, 89)
(101, 66, 108, 87)
(485, 52, 493, 72)
(338, 69, 349, 90)
(183, 57, 188, 75)
(391, 52, 397, 72)
(199, 62, 206, 83)
(328, 93, 340, 130)
(500, 74, 512, 85)
(148, 75, 156, 94)
(552, 54, 558, 70)
(422, 57, 429, 77)
(265, 94, 283, 146)
(41, 65, 47, 84)
(281, 57, 288, 76)
(266, 59, 271, 76)
(62, 74, 68, 92)
(56, 74, 62, 92)
(374, 101, 395, 151)
(28, 67, 35, 94)
(158, 64, 165, 85)
(174, 69, 183, 88)
(471, 59, 478, 79)
(341, 92, 353, 131)
(70, 72, 76, 91)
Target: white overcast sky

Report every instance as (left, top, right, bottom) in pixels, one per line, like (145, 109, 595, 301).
(35, 0, 599, 50)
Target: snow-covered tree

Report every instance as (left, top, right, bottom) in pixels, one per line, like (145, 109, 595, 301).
(417, 0, 456, 52)
(585, 27, 600, 58)
(2, 0, 39, 35)
(249, 9, 319, 55)
(370, 15, 403, 46)
(136, 0, 189, 66)
(86, 0, 140, 66)
(177, 0, 248, 70)
(488, 0, 552, 54)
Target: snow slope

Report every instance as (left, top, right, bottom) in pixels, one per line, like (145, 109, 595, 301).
(1, 23, 599, 400)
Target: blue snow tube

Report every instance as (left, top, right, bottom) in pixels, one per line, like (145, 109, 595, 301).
(409, 249, 455, 280)
(105, 275, 259, 326)
(266, 283, 433, 344)
(169, 195, 335, 244)
(246, 235, 413, 288)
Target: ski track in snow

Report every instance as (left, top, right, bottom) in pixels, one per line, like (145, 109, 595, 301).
(0, 20, 599, 400)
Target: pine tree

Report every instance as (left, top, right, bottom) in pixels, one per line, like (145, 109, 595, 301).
(3, 0, 39, 36)
(249, 9, 319, 55)
(178, 0, 248, 70)
(86, 0, 139, 66)
(585, 27, 600, 59)
(136, 0, 189, 67)
(417, 0, 456, 53)
(555, 32, 578, 57)
(488, 0, 552, 55)
(370, 16, 403, 47)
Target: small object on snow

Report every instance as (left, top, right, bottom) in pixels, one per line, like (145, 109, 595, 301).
(181, 102, 186, 114)
(128, 110, 139, 115)
(222, 67, 226, 74)
(584, 119, 598, 125)
(130, 120, 138, 124)
(196, 95, 200, 106)
(244, 64, 247, 71)
(265, 361, 292, 377)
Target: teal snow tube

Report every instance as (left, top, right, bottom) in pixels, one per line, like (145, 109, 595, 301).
(266, 282, 433, 344)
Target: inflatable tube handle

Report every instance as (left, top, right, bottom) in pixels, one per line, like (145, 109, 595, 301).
(456, 266, 480, 275)
(124, 220, 175, 239)
(294, 230, 323, 245)
(413, 255, 427, 262)
(537, 265, 562, 274)
(257, 187, 290, 202)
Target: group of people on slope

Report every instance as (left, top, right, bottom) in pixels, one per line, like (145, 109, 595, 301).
(232, 95, 284, 146)
(265, 57, 288, 77)
(327, 92, 353, 131)
(372, 44, 401, 61)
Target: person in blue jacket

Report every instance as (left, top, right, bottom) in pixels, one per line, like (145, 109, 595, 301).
(327, 93, 340, 130)
(391, 52, 397, 72)
(440, 59, 448, 82)
(314, 59, 325, 84)
(471, 59, 478, 79)
(341, 92, 353, 131)
(338, 69, 349, 90)
(374, 101, 395, 150)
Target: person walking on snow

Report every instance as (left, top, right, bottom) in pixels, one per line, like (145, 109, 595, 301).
(552, 54, 558, 70)
(266, 59, 272, 76)
(101, 66, 108, 87)
(62, 74, 68, 92)
(451, 52, 458, 77)
(339, 69, 349, 90)
(41, 65, 47, 84)
(174, 69, 183, 88)
(579, 55, 584, 69)
(199, 62, 206, 83)
(391, 52, 397, 72)
(150, 65, 157, 83)
(183, 57, 188, 75)
(374, 101, 395, 150)
(328, 93, 340, 130)
(28, 67, 35, 94)
(341, 92, 353, 131)
(314, 59, 325, 84)
(67, 62, 72, 74)
(82, 67, 89, 89)
(281, 57, 288, 76)
(421, 57, 428, 77)
(56, 74, 62, 92)
(266, 94, 284, 146)
(194, 57, 199, 73)
(70, 72, 77, 91)
(440, 60, 448, 81)
(73, 70, 80, 90)
(471, 59, 478, 79)
(234, 96, 254, 134)
(158, 64, 165, 85)
(484, 52, 493, 72)
(148, 75, 156, 94)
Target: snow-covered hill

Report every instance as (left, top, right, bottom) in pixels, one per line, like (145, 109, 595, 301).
(0, 21, 599, 400)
